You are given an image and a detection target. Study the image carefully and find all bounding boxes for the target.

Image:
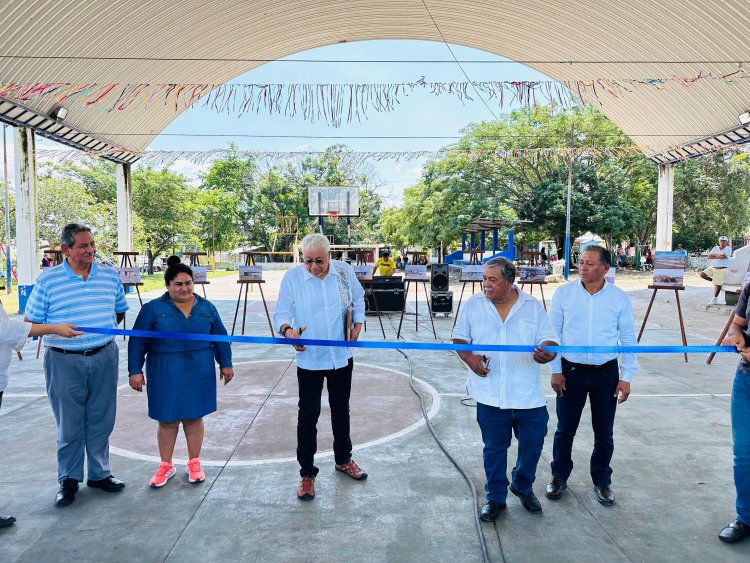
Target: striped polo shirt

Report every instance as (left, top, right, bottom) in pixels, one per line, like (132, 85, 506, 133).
(25, 260, 128, 350)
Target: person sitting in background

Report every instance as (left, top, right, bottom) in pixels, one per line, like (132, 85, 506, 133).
(700, 236, 733, 304)
(372, 250, 396, 277)
(128, 256, 233, 488)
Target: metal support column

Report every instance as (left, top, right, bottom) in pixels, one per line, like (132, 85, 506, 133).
(13, 127, 39, 287)
(116, 162, 133, 251)
(655, 163, 675, 251)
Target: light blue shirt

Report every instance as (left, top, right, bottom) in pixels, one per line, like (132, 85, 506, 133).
(452, 287, 558, 409)
(548, 280, 639, 382)
(24, 260, 128, 350)
(273, 260, 365, 371)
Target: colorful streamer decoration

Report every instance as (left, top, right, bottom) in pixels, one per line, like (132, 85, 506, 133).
(36, 144, 747, 168)
(1, 70, 746, 127)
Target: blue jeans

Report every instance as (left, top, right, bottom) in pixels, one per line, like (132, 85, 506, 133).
(551, 359, 619, 486)
(476, 403, 548, 503)
(732, 371, 750, 524)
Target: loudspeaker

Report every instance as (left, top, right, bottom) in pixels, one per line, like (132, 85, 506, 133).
(365, 287, 406, 312)
(431, 263, 449, 292)
(430, 291, 453, 313)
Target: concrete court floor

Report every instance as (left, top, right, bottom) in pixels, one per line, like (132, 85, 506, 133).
(0, 272, 749, 563)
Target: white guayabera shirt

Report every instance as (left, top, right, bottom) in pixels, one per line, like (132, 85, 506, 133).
(0, 308, 31, 392)
(452, 287, 558, 409)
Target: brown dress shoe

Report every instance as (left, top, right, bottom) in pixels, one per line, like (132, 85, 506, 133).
(545, 478, 567, 500)
(297, 476, 315, 501)
(594, 485, 615, 506)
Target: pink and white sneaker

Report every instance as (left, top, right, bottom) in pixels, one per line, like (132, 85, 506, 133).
(186, 458, 205, 483)
(149, 462, 176, 488)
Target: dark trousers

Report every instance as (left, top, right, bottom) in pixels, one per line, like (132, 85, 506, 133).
(551, 358, 619, 486)
(297, 358, 353, 477)
(476, 403, 549, 503)
(0, 390, 3, 409)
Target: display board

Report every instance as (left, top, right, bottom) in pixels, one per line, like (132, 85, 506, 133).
(652, 251, 686, 287)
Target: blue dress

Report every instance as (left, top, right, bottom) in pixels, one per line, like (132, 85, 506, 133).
(128, 293, 232, 422)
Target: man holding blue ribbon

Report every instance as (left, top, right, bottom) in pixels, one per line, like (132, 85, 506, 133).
(718, 279, 750, 543)
(274, 233, 366, 502)
(25, 224, 128, 507)
(452, 257, 558, 520)
(545, 246, 638, 506)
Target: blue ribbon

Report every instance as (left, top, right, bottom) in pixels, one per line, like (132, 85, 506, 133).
(78, 327, 737, 354)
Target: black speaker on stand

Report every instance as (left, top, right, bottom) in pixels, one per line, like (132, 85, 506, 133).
(431, 263, 449, 292)
(430, 264, 452, 315)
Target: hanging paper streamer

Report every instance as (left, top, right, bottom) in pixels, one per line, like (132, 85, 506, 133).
(2, 71, 746, 127)
(39, 144, 724, 168)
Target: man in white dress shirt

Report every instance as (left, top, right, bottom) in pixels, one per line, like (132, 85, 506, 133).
(452, 257, 558, 520)
(273, 233, 367, 501)
(545, 246, 639, 506)
(699, 235, 732, 304)
(0, 307, 80, 527)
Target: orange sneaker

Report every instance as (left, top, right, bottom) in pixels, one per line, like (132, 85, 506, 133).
(297, 476, 316, 500)
(149, 462, 176, 488)
(186, 458, 205, 483)
(335, 459, 368, 481)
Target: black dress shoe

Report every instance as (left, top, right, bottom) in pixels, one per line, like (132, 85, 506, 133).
(718, 519, 750, 543)
(54, 478, 79, 507)
(479, 500, 507, 522)
(86, 476, 125, 492)
(594, 485, 615, 506)
(545, 478, 567, 500)
(509, 485, 542, 513)
(0, 514, 16, 528)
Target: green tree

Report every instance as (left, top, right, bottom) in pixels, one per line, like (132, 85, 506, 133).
(131, 167, 199, 271)
(673, 153, 750, 251)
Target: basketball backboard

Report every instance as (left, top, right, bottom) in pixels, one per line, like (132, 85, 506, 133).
(307, 186, 360, 217)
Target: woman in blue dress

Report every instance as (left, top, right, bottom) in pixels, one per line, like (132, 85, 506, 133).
(128, 256, 233, 488)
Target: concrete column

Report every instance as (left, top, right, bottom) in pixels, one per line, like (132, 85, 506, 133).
(116, 162, 133, 251)
(655, 163, 675, 251)
(13, 127, 38, 286)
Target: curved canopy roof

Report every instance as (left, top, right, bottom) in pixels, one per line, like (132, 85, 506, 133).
(0, 0, 748, 162)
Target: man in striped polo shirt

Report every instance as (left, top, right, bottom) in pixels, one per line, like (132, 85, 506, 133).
(25, 223, 128, 507)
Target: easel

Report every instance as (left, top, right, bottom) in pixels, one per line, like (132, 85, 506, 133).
(36, 250, 65, 357)
(231, 251, 274, 337)
(452, 278, 482, 329)
(358, 273, 386, 339)
(519, 281, 548, 311)
(637, 285, 688, 363)
(467, 250, 484, 265)
(707, 311, 736, 365)
(113, 251, 143, 305)
(396, 275, 436, 339)
(183, 252, 209, 297)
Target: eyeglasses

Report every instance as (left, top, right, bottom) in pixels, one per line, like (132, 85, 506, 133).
(304, 258, 327, 265)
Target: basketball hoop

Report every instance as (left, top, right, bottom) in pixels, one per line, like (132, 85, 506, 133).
(327, 211, 340, 219)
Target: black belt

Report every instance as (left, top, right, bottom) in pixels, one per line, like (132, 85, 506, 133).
(49, 342, 111, 356)
(562, 357, 618, 371)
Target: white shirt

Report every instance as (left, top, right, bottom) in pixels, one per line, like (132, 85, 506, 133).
(273, 260, 365, 371)
(548, 280, 639, 382)
(451, 287, 558, 409)
(708, 245, 732, 268)
(0, 308, 31, 391)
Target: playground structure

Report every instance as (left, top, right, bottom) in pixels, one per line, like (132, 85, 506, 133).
(445, 218, 532, 266)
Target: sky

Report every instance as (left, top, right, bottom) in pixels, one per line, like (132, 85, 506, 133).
(2, 39, 552, 206)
